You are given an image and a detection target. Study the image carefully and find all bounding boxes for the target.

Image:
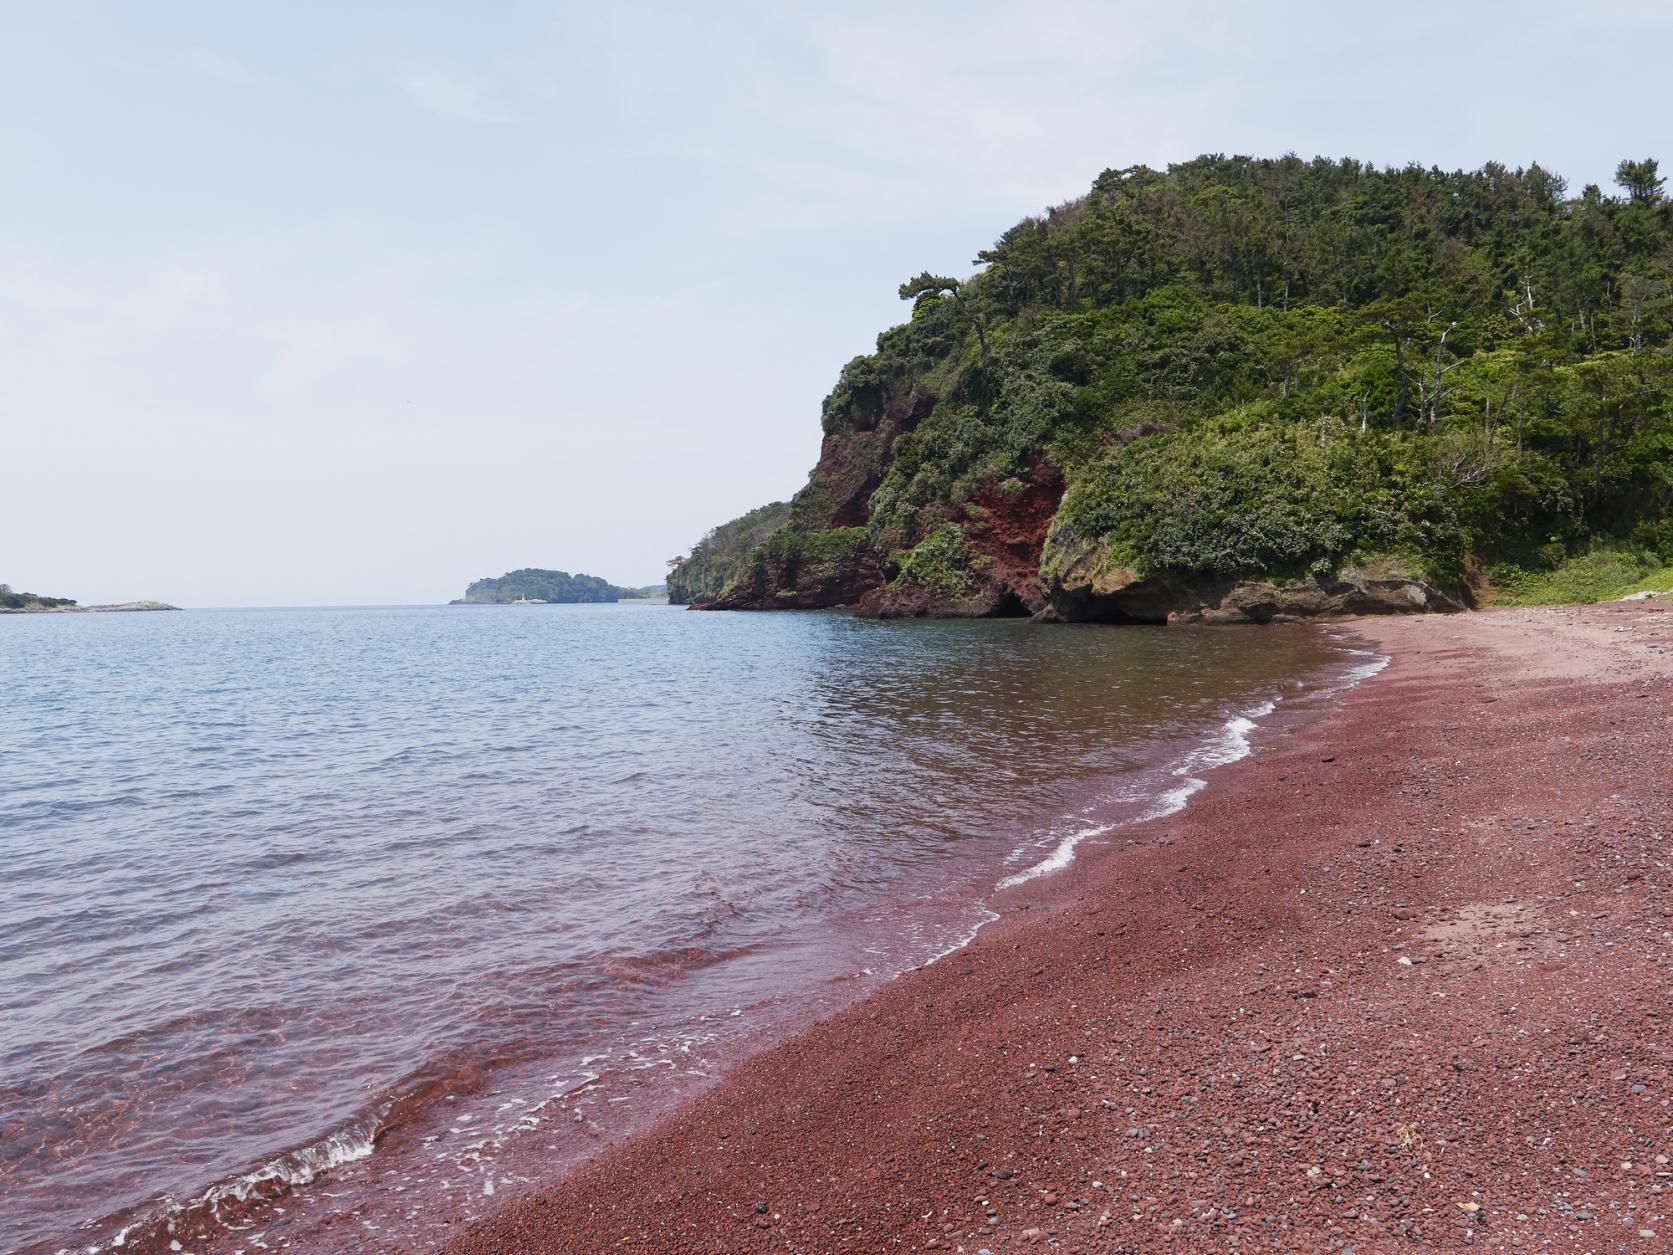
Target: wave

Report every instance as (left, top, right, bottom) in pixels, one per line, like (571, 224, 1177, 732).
(48, 933, 778, 1254)
(989, 635, 1389, 899)
(56, 1024, 540, 1255)
(1316, 640, 1390, 695)
(994, 696, 1277, 891)
(59, 1103, 390, 1255)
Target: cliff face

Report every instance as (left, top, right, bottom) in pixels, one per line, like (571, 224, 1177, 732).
(692, 361, 1471, 624)
(704, 530, 882, 610)
(695, 364, 1467, 625)
(673, 154, 1673, 623)
(857, 464, 1063, 618)
(702, 376, 1064, 618)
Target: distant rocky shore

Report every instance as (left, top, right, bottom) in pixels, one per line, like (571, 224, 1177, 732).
(0, 600, 179, 614)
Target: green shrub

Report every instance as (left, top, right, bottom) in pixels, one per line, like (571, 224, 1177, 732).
(1057, 421, 1469, 582)
(892, 523, 985, 599)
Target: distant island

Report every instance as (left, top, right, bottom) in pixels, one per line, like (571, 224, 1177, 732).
(0, 584, 178, 614)
(451, 569, 666, 605)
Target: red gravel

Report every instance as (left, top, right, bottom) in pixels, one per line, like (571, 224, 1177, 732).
(447, 603, 1673, 1252)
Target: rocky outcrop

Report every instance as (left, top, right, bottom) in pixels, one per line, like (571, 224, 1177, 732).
(667, 501, 792, 605)
(702, 528, 884, 611)
(701, 472, 1471, 625)
(1039, 524, 1467, 624)
(0, 600, 180, 614)
(689, 358, 1470, 627)
(860, 464, 1063, 618)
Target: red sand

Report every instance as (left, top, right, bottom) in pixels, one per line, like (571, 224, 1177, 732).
(447, 603, 1673, 1252)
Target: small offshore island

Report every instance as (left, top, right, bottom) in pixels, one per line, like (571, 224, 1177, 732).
(0, 584, 178, 614)
(450, 567, 667, 604)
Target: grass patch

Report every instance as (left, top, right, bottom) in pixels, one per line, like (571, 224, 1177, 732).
(1488, 546, 1673, 605)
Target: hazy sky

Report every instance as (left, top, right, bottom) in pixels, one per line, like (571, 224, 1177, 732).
(4, 1, 1669, 606)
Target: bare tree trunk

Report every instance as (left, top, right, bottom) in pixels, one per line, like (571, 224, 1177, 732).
(1429, 322, 1457, 428)
(1392, 335, 1410, 426)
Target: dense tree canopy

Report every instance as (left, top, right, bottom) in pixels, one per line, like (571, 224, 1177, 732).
(666, 501, 792, 604)
(692, 154, 1672, 609)
(455, 569, 633, 604)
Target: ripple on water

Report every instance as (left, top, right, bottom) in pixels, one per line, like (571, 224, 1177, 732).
(0, 605, 1373, 1254)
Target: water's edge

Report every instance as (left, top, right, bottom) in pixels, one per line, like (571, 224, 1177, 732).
(25, 618, 1387, 1255)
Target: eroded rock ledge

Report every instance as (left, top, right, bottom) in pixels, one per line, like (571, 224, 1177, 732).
(1038, 527, 1465, 624)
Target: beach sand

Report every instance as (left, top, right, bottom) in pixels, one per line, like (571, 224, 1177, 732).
(447, 601, 1672, 1252)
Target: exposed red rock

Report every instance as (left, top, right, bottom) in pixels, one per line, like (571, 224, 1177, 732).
(826, 383, 938, 530)
(861, 464, 1065, 618)
(448, 601, 1673, 1253)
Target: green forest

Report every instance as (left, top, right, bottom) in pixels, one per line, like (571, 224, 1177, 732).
(666, 501, 790, 604)
(455, 569, 636, 604)
(671, 154, 1673, 614)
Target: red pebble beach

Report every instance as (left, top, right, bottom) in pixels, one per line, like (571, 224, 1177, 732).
(448, 602, 1672, 1252)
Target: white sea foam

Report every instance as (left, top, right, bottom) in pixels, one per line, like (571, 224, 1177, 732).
(1315, 642, 1390, 695)
(200, 1112, 383, 1207)
(72, 1108, 390, 1254)
(996, 697, 1278, 890)
(991, 635, 1395, 895)
(995, 820, 1117, 889)
(923, 905, 1002, 964)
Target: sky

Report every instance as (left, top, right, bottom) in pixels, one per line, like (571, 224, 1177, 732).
(3, 1, 1670, 607)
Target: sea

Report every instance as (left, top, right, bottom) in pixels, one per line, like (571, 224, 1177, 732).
(0, 604, 1382, 1253)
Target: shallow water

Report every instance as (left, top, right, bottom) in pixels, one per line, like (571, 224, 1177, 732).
(0, 605, 1371, 1252)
